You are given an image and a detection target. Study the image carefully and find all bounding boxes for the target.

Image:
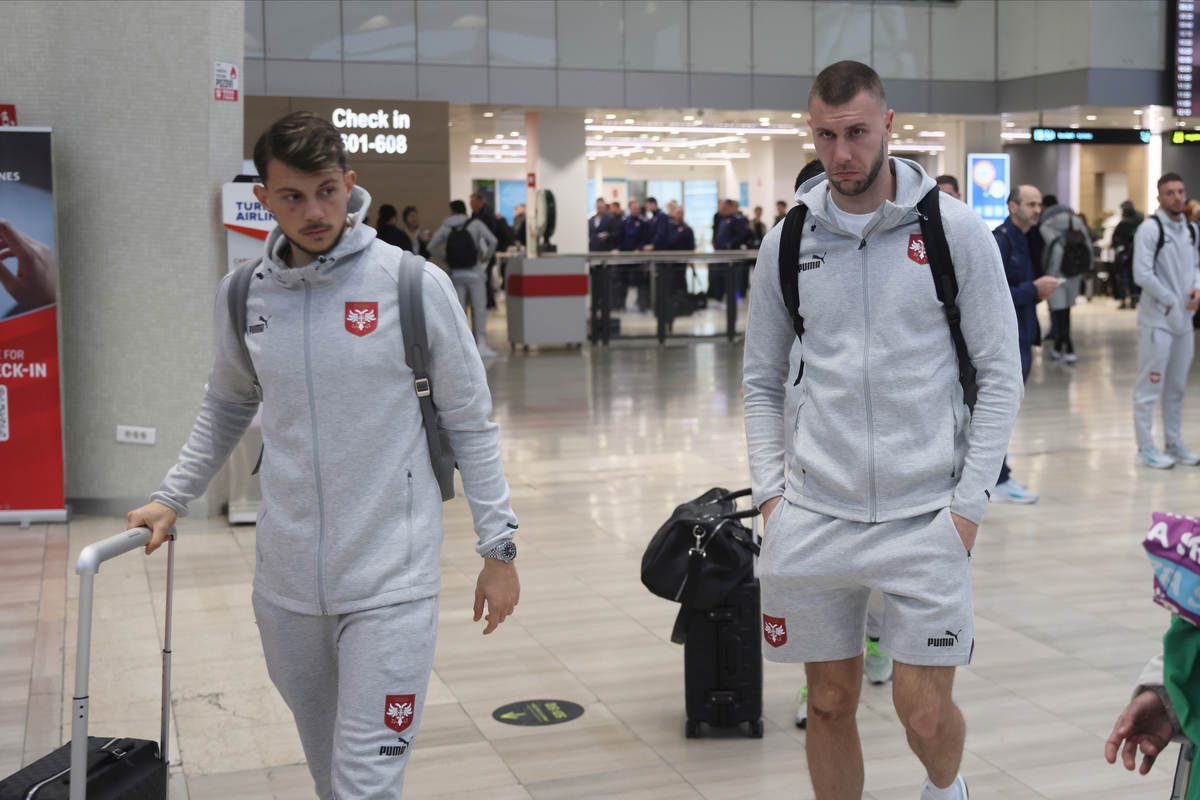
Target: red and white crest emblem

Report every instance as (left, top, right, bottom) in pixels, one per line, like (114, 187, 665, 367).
(763, 614, 788, 648)
(385, 694, 415, 733)
(1150, 371, 1162, 384)
(908, 234, 928, 265)
(345, 302, 378, 336)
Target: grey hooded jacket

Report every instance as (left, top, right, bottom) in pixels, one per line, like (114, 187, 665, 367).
(743, 158, 1023, 526)
(152, 187, 518, 615)
(1133, 208, 1200, 335)
(1039, 204, 1091, 312)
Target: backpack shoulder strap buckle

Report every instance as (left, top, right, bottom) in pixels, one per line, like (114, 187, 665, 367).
(413, 377, 431, 397)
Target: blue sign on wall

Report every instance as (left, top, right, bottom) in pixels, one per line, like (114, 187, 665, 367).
(967, 153, 1010, 230)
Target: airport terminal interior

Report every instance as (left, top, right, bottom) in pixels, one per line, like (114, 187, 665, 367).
(4, 1, 1200, 798)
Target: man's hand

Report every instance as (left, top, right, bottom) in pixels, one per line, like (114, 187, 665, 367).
(1105, 689, 1175, 775)
(0, 219, 58, 311)
(1187, 287, 1200, 311)
(474, 558, 520, 634)
(760, 496, 782, 527)
(642, 244, 656, 251)
(951, 512, 978, 552)
(127, 502, 178, 555)
(1034, 275, 1060, 301)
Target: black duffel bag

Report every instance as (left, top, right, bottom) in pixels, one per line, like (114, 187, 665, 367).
(641, 487, 760, 643)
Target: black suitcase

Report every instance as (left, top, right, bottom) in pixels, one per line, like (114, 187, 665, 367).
(683, 577, 764, 739)
(0, 527, 175, 800)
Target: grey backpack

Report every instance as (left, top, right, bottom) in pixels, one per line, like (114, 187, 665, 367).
(227, 257, 457, 501)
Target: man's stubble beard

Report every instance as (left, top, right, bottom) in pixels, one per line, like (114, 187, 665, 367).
(831, 135, 888, 198)
(288, 218, 348, 258)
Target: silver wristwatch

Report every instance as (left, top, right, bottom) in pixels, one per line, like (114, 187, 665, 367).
(483, 541, 517, 562)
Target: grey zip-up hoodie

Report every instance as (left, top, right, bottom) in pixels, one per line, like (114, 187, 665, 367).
(743, 158, 1023, 526)
(152, 187, 517, 615)
(1134, 208, 1200, 335)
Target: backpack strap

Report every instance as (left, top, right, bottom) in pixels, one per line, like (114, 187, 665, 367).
(397, 259, 456, 502)
(917, 189, 979, 412)
(777, 204, 809, 386)
(226, 257, 265, 473)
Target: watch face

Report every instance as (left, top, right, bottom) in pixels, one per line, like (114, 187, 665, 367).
(501, 541, 517, 561)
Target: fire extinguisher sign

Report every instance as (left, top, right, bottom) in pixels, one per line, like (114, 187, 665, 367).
(214, 62, 239, 102)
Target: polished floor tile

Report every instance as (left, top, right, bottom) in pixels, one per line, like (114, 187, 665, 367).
(0, 301, 1194, 798)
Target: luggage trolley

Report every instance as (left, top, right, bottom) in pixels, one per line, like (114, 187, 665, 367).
(1171, 738, 1195, 800)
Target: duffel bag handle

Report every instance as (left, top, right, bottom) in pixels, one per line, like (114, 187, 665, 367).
(714, 488, 752, 503)
(721, 509, 761, 520)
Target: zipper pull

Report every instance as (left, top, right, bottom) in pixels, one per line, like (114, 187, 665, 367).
(858, 239, 866, 250)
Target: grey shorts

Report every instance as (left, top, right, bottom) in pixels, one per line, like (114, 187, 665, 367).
(759, 499, 974, 667)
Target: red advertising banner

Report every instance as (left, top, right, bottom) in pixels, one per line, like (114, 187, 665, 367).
(0, 128, 66, 524)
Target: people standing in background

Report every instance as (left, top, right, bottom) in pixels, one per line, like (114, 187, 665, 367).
(589, 197, 619, 252)
(664, 206, 696, 302)
(992, 185, 1059, 504)
(512, 204, 527, 248)
(374, 204, 409, 250)
(774, 199, 788, 226)
(617, 198, 647, 312)
(430, 200, 499, 358)
(1112, 200, 1144, 308)
(641, 197, 670, 251)
(748, 206, 767, 249)
(400, 206, 431, 259)
(1132, 173, 1200, 469)
(666, 199, 679, 216)
(470, 192, 499, 309)
(1039, 194, 1093, 364)
(935, 175, 961, 200)
(710, 199, 749, 306)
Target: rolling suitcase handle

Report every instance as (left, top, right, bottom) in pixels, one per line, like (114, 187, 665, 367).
(71, 526, 175, 800)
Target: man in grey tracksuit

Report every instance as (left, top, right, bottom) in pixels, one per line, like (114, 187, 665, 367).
(1132, 173, 1200, 469)
(744, 61, 1022, 800)
(128, 112, 520, 799)
(429, 200, 498, 357)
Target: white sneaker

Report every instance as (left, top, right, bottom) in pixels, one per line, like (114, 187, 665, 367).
(1136, 447, 1176, 469)
(920, 774, 969, 800)
(1166, 443, 1200, 466)
(795, 686, 807, 729)
(864, 636, 893, 684)
(1062, 352, 1078, 364)
(1049, 349, 1062, 361)
(476, 339, 498, 359)
(991, 479, 1038, 503)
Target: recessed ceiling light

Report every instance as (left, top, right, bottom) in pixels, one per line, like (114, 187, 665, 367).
(594, 134, 602, 139)
(683, 115, 694, 121)
(1006, 122, 1015, 127)
(918, 131, 946, 137)
(501, 145, 510, 150)
(640, 133, 649, 138)
(474, 138, 483, 143)
(762, 135, 771, 141)
(799, 131, 808, 137)
(1069, 123, 1080, 129)
(624, 118, 634, 124)
(663, 147, 671, 152)
(1086, 115, 1097, 121)
(496, 133, 504, 138)
(646, 148, 654, 153)
(511, 131, 519, 136)
(603, 128, 613, 133)
(759, 117, 770, 124)
(1134, 109, 1144, 115)
(651, 136, 660, 141)
(1135, 124, 1142, 129)
(892, 134, 900, 138)
(584, 118, 593, 124)
(605, 114, 616, 119)
(791, 113, 802, 119)
(1159, 116, 1165, 121)
(903, 124, 914, 130)
(483, 112, 494, 117)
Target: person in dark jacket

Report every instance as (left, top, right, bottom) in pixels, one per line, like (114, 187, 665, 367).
(641, 197, 670, 251)
(992, 185, 1059, 503)
(617, 199, 648, 311)
(663, 206, 696, 315)
(709, 200, 749, 304)
(747, 206, 767, 248)
(512, 204, 526, 248)
(399, 206, 431, 259)
(470, 193, 499, 307)
(1113, 200, 1144, 307)
(589, 197, 619, 251)
(374, 204, 410, 251)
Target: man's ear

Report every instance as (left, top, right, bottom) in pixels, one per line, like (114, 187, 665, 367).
(344, 170, 357, 194)
(253, 183, 271, 214)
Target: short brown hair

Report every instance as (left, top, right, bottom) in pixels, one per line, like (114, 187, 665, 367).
(253, 111, 346, 180)
(808, 60, 886, 109)
(1158, 172, 1185, 189)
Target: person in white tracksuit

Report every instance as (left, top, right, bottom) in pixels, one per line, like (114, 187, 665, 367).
(1131, 173, 1200, 469)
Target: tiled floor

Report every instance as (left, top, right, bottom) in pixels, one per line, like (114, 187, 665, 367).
(1, 300, 1193, 799)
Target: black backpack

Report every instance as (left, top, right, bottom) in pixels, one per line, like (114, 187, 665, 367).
(1135, 215, 1195, 285)
(1042, 209, 1092, 278)
(444, 222, 478, 269)
(778, 188, 978, 410)
(226, 256, 457, 501)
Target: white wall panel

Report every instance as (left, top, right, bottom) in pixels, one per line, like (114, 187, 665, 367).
(930, 0, 994, 82)
(556, 1, 624, 70)
(625, 0, 688, 72)
(690, 0, 751, 74)
(813, 1, 872, 71)
(490, 0, 556, 67)
(752, 1, 813, 77)
(873, 3, 929, 80)
(416, 0, 487, 65)
(342, 1, 416, 62)
(1089, 0, 1166, 71)
(264, 0, 341, 59)
(997, 0, 1037, 79)
(1035, 0, 1090, 75)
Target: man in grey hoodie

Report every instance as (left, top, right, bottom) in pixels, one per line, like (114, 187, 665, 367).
(744, 61, 1022, 800)
(429, 199, 499, 358)
(126, 112, 520, 799)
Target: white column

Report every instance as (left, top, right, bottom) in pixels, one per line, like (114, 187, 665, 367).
(525, 111, 539, 256)
(536, 110, 589, 254)
(1148, 133, 1163, 212)
(1068, 143, 1082, 212)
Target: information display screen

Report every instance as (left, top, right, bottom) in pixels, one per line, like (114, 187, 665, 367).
(1175, 0, 1196, 117)
(1032, 128, 1151, 145)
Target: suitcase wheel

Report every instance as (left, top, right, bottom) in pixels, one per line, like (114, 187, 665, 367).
(685, 719, 702, 739)
(749, 719, 764, 738)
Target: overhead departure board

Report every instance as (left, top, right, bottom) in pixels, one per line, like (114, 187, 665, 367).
(1175, 0, 1196, 117)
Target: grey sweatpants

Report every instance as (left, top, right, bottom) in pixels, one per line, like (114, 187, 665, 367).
(450, 266, 488, 338)
(253, 592, 439, 800)
(1134, 324, 1195, 450)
